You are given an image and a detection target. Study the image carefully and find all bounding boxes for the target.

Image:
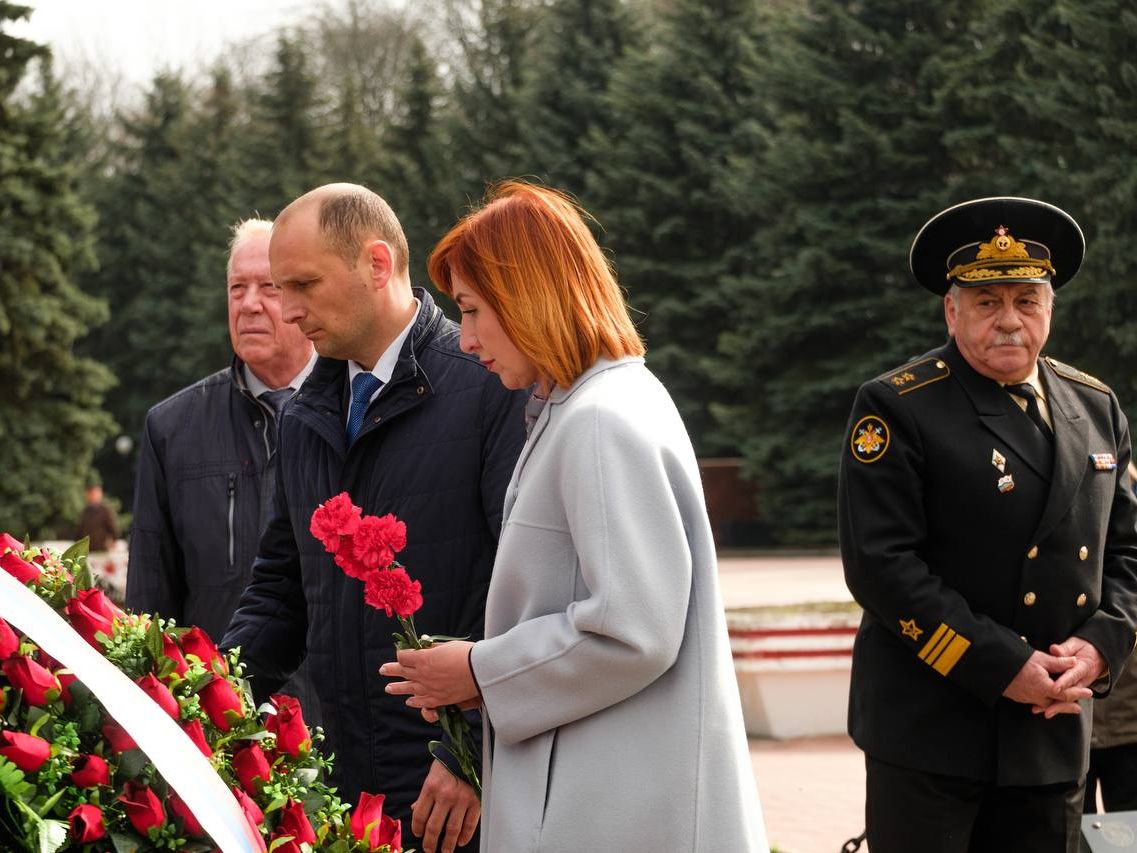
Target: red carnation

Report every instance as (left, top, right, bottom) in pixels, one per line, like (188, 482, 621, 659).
(102, 717, 138, 753)
(182, 719, 213, 757)
(351, 514, 407, 571)
(310, 492, 362, 553)
(64, 588, 123, 648)
(0, 730, 50, 772)
(0, 616, 18, 659)
(68, 803, 107, 842)
(232, 742, 272, 795)
(0, 532, 40, 584)
(198, 675, 244, 731)
(334, 546, 371, 580)
(2, 656, 61, 706)
(351, 792, 402, 851)
(169, 790, 205, 837)
(119, 781, 166, 836)
(70, 754, 111, 788)
(277, 799, 317, 844)
(180, 627, 228, 675)
(266, 694, 311, 758)
(137, 673, 180, 720)
(363, 567, 423, 618)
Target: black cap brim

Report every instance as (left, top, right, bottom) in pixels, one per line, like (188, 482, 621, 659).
(909, 197, 1085, 295)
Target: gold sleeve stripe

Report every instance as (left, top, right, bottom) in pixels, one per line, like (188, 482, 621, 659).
(917, 622, 970, 676)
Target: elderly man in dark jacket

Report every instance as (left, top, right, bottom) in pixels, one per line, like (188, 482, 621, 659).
(223, 184, 526, 853)
(127, 218, 320, 716)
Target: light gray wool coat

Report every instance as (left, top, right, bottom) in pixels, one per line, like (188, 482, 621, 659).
(469, 357, 769, 852)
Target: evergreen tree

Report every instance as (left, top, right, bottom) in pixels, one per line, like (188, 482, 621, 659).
(587, 0, 767, 455)
(519, 0, 640, 197)
(0, 3, 116, 536)
(715, 0, 980, 543)
(933, 0, 1137, 415)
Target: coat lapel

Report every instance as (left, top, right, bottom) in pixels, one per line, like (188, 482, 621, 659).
(941, 341, 1053, 482)
(1030, 357, 1089, 541)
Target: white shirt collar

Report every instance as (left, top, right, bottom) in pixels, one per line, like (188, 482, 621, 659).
(243, 351, 318, 398)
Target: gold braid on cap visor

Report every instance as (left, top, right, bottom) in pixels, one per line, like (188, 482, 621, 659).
(945, 226, 1056, 283)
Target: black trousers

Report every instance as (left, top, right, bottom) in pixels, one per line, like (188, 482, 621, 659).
(866, 754, 1085, 853)
(1084, 743, 1137, 813)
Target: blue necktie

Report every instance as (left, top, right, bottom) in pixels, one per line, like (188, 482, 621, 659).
(346, 372, 383, 445)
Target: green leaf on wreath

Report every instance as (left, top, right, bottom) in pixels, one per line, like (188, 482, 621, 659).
(34, 817, 67, 853)
(268, 834, 297, 851)
(0, 755, 34, 799)
(116, 748, 148, 780)
(60, 537, 89, 568)
(35, 788, 65, 818)
(145, 618, 163, 663)
(110, 830, 143, 852)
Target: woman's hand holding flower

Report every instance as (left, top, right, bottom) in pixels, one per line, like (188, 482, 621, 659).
(381, 641, 480, 711)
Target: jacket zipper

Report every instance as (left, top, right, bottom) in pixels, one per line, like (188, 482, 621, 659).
(227, 473, 236, 568)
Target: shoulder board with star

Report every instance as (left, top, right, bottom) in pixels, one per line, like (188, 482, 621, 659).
(876, 357, 951, 396)
(1045, 356, 1111, 394)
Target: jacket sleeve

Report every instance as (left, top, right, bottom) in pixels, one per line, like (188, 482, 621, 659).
(125, 413, 186, 623)
(839, 380, 1031, 706)
(221, 452, 308, 704)
(469, 401, 693, 746)
(1073, 392, 1137, 689)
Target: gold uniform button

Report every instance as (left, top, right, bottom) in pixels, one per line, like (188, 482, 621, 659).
(935, 360, 945, 369)
(1020, 635, 1029, 643)
(1076, 593, 1087, 607)
(1078, 546, 1089, 561)
(1027, 546, 1039, 560)
(1023, 592, 1037, 606)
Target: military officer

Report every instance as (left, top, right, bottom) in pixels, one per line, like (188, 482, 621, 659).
(839, 197, 1137, 852)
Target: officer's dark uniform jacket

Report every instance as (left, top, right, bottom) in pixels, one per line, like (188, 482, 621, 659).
(839, 337, 1137, 786)
(127, 355, 322, 717)
(223, 289, 527, 837)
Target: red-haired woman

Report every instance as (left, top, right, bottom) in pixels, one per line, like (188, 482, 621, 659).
(382, 181, 769, 853)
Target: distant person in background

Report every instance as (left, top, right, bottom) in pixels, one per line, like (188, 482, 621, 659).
(77, 480, 118, 551)
(1084, 459, 1137, 814)
(125, 218, 321, 718)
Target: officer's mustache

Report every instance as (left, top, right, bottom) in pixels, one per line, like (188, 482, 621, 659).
(992, 332, 1025, 347)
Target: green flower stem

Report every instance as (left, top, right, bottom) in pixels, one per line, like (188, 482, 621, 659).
(394, 616, 482, 799)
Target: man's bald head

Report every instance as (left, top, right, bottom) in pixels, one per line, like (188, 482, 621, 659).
(277, 183, 410, 276)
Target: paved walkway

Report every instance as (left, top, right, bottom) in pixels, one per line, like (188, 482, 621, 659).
(720, 554, 867, 853)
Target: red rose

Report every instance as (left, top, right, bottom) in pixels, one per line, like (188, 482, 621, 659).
(56, 668, 78, 706)
(232, 742, 271, 794)
(70, 754, 111, 787)
(181, 627, 228, 675)
(277, 799, 317, 844)
(137, 673, 180, 720)
(169, 789, 205, 837)
(64, 588, 123, 648)
(182, 719, 213, 757)
(102, 717, 138, 752)
(233, 785, 264, 828)
(2, 656, 61, 706)
(269, 835, 303, 853)
(198, 676, 244, 731)
(266, 694, 311, 758)
(119, 781, 166, 836)
(161, 634, 189, 678)
(310, 492, 362, 553)
(0, 730, 51, 772)
(351, 792, 402, 851)
(363, 567, 423, 618)
(0, 532, 40, 584)
(68, 803, 107, 842)
(0, 616, 18, 658)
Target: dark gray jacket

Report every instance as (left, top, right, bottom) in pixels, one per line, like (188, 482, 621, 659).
(223, 290, 527, 836)
(126, 356, 321, 717)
